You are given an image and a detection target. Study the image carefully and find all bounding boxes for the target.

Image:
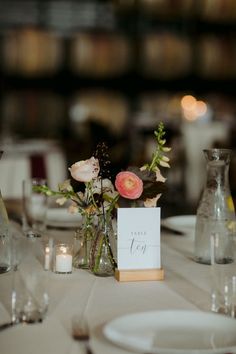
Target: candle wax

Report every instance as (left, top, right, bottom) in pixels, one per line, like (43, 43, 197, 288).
(55, 254, 72, 273)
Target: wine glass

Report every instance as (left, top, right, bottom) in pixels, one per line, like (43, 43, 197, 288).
(22, 178, 48, 238)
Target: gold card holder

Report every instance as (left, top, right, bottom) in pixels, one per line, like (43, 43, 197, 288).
(115, 268, 164, 282)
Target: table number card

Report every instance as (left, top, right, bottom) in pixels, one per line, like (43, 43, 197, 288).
(115, 207, 164, 282)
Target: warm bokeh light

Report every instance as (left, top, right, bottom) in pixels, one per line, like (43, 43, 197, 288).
(195, 100, 207, 116)
(183, 109, 198, 121)
(181, 95, 208, 121)
(181, 95, 196, 111)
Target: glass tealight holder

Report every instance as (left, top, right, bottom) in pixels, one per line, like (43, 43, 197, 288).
(53, 243, 73, 274)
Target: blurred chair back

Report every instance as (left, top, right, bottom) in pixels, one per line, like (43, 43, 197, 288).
(0, 140, 67, 199)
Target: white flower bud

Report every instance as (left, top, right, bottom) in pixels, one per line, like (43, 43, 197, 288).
(160, 160, 170, 168)
(163, 147, 171, 152)
(160, 139, 166, 145)
(162, 156, 170, 162)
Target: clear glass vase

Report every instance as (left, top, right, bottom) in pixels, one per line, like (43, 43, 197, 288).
(89, 212, 117, 277)
(194, 149, 236, 265)
(73, 213, 95, 269)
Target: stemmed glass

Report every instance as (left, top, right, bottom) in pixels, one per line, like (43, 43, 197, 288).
(22, 178, 48, 238)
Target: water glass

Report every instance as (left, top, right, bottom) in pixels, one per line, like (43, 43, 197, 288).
(12, 237, 49, 323)
(22, 178, 48, 238)
(210, 233, 236, 317)
(0, 233, 11, 273)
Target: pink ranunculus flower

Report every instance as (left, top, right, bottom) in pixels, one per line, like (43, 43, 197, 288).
(69, 157, 100, 183)
(115, 171, 143, 200)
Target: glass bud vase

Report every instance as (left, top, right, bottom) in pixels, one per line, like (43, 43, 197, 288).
(89, 213, 117, 277)
(194, 149, 236, 265)
(73, 213, 94, 269)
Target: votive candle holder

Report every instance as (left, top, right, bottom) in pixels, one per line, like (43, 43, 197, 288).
(53, 243, 73, 274)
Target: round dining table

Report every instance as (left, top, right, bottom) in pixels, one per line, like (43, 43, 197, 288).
(0, 220, 216, 354)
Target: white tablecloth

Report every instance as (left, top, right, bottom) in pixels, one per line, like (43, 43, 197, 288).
(0, 225, 213, 354)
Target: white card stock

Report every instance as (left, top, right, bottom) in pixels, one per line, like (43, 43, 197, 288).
(117, 208, 161, 270)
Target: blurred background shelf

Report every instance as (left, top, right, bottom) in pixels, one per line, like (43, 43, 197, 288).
(1, 0, 236, 216)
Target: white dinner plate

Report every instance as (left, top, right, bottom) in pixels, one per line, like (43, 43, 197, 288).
(46, 208, 82, 228)
(103, 310, 236, 354)
(162, 215, 196, 234)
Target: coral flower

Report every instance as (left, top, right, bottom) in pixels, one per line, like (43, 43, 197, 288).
(115, 171, 143, 200)
(69, 157, 100, 183)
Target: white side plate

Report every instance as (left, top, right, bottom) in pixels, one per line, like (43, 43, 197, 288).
(46, 208, 82, 228)
(103, 310, 236, 354)
(162, 215, 196, 234)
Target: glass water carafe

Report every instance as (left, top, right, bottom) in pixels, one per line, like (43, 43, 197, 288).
(194, 149, 236, 265)
(0, 151, 11, 273)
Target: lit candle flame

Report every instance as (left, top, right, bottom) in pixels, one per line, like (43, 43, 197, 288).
(60, 246, 67, 254)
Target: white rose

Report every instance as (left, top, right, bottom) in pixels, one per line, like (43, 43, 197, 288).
(69, 157, 100, 183)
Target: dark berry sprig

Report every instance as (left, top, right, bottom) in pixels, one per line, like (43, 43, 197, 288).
(94, 142, 111, 180)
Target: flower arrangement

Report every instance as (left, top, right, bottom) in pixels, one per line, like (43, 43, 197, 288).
(36, 122, 171, 214)
(35, 122, 171, 275)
